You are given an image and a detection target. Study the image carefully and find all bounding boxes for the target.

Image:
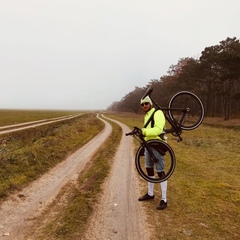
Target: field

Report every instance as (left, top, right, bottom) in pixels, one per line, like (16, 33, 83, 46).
(0, 110, 239, 239)
(107, 113, 240, 239)
(0, 109, 82, 126)
(0, 111, 122, 239)
(0, 112, 104, 199)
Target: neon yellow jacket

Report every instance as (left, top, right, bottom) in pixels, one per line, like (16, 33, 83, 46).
(142, 107, 165, 141)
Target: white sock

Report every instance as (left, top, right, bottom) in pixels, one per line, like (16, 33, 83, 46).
(160, 180, 167, 202)
(148, 176, 155, 196)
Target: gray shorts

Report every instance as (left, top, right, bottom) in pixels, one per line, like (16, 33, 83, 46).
(144, 147, 164, 172)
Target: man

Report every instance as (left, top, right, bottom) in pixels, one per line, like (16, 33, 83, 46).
(138, 96, 168, 210)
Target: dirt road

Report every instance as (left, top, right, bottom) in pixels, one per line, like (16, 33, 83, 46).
(83, 116, 150, 240)
(0, 116, 150, 239)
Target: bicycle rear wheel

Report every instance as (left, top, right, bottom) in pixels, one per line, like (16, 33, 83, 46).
(135, 140, 176, 183)
(168, 91, 204, 130)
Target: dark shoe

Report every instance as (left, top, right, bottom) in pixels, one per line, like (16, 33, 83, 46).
(156, 200, 167, 210)
(138, 193, 154, 201)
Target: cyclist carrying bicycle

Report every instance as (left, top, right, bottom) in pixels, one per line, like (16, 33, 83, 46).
(138, 96, 168, 210)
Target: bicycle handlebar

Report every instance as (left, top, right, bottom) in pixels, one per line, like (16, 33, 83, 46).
(125, 126, 142, 137)
(126, 126, 182, 142)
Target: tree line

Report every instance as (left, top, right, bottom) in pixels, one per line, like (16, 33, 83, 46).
(108, 37, 240, 120)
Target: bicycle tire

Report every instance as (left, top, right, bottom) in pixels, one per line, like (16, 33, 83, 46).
(135, 140, 176, 183)
(168, 91, 204, 130)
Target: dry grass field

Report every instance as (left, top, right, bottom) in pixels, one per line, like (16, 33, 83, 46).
(0, 110, 239, 239)
(108, 113, 240, 240)
(0, 109, 81, 126)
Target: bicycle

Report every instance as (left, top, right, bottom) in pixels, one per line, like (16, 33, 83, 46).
(125, 87, 204, 183)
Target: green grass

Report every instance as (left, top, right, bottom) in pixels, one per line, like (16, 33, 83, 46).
(159, 125, 240, 240)
(106, 113, 240, 240)
(0, 113, 104, 199)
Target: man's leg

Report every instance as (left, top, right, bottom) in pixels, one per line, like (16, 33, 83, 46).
(157, 171, 168, 210)
(147, 167, 154, 196)
(160, 181, 167, 202)
(138, 167, 155, 201)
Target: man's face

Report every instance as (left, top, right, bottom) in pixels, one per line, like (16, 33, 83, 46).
(141, 102, 151, 112)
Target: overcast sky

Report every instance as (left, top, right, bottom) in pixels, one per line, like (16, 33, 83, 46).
(1, 0, 239, 110)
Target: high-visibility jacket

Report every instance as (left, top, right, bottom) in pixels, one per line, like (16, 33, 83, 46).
(142, 107, 165, 141)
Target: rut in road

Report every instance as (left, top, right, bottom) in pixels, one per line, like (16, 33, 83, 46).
(0, 116, 112, 239)
(83, 116, 151, 240)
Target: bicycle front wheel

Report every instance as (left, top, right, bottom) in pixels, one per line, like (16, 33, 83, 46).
(168, 91, 204, 130)
(135, 140, 176, 183)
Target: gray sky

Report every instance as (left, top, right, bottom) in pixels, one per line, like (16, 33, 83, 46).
(1, 0, 239, 110)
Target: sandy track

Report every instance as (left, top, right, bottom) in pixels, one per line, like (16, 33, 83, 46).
(0, 115, 151, 239)
(83, 116, 150, 240)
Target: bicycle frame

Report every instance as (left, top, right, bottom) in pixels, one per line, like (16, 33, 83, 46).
(126, 127, 160, 163)
(142, 87, 188, 141)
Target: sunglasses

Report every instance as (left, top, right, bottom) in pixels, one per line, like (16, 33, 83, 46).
(141, 102, 150, 107)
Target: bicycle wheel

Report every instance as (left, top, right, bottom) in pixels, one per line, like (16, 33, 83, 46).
(168, 91, 204, 130)
(135, 140, 176, 183)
